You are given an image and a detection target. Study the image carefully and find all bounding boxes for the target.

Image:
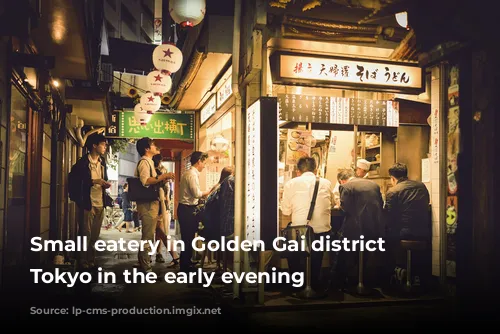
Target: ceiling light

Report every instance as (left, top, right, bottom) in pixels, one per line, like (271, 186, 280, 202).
(52, 79, 60, 87)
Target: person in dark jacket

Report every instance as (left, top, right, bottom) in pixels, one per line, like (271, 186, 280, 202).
(335, 168, 385, 288)
(385, 162, 431, 286)
(385, 162, 431, 240)
(72, 133, 111, 269)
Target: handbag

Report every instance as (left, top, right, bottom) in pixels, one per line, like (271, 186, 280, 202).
(104, 192, 114, 207)
(279, 177, 320, 258)
(127, 159, 159, 202)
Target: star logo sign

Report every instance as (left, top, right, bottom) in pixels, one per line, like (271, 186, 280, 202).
(163, 48, 173, 58)
(154, 74, 162, 82)
(147, 96, 154, 102)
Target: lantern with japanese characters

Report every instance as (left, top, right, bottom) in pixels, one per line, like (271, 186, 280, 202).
(147, 70, 172, 96)
(134, 103, 152, 126)
(169, 0, 206, 28)
(152, 43, 183, 74)
(140, 92, 161, 113)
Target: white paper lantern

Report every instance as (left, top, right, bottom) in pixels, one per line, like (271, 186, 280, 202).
(152, 43, 183, 74)
(140, 92, 161, 112)
(169, 0, 206, 28)
(147, 70, 172, 96)
(134, 104, 153, 126)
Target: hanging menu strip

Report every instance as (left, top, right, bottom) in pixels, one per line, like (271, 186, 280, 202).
(277, 94, 399, 127)
(277, 94, 331, 124)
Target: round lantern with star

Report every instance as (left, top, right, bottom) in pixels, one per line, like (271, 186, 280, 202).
(169, 0, 206, 28)
(147, 70, 172, 96)
(152, 43, 183, 74)
(140, 92, 161, 113)
(134, 103, 153, 126)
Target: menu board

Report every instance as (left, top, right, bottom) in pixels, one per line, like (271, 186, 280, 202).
(246, 99, 261, 243)
(245, 97, 279, 249)
(277, 93, 399, 127)
(331, 97, 351, 125)
(277, 94, 330, 123)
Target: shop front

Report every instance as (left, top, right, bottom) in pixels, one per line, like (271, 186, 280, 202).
(197, 65, 235, 191)
(244, 47, 448, 303)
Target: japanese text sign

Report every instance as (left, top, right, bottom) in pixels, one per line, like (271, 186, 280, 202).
(106, 112, 194, 140)
(274, 53, 423, 93)
(200, 94, 216, 125)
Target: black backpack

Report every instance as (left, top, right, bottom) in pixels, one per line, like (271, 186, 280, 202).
(197, 187, 221, 241)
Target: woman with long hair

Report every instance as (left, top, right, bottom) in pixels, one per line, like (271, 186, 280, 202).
(152, 154, 179, 267)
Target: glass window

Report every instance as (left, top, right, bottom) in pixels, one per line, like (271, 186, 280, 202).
(5, 85, 28, 266)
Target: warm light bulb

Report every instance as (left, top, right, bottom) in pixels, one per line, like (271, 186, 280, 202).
(52, 80, 60, 87)
(395, 11, 408, 29)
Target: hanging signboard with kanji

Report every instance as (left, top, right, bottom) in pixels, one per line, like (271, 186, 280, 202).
(105, 111, 194, 140)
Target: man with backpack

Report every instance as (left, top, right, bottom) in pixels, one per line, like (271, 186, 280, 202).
(68, 133, 111, 270)
(133, 137, 174, 273)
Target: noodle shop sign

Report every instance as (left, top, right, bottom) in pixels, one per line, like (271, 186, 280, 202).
(271, 51, 424, 94)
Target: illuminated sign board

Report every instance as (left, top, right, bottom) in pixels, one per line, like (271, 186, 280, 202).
(246, 99, 261, 242)
(200, 94, 216, 125)
(271, 52, 424, 94)
(105, 112, 194, 140)
(245, 97, 279, 248)
(217, 69, 233, 109)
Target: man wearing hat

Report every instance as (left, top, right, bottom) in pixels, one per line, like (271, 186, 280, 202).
(355, 158, 371, 178)
(332, 158, 371, 208)
(178, 151, 211, 273)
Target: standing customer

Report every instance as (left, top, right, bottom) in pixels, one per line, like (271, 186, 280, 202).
(69, 133, 111, 270)
(134, 137, 174, 273)
(115, 183, 133, 233)
(178, 151, 211, 273)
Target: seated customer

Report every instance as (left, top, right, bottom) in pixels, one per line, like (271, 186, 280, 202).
(385, 162, 431, 287)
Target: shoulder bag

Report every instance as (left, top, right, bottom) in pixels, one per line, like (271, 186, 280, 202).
(279, 177, 320, 258)
(127, 159, 159, 202)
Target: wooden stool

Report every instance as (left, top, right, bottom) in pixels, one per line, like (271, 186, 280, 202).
(400, 240, 427, 292)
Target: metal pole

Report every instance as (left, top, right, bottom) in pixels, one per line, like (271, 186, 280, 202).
(232, 0, 243, 300)
(353, 125, 358, 169)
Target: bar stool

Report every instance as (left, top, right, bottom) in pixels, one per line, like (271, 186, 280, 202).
(356, 249, 371, 295)
(283, 225, 318, 299)
(400, 240, 427, 292)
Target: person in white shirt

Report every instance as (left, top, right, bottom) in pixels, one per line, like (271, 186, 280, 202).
(281, 157, 334, 290)
(177, 151, 211, 273)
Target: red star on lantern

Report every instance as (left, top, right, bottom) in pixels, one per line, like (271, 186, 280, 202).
(163, 49, 173, 58)
(148, 96, 154, 102)
(154, 74, 162, 82)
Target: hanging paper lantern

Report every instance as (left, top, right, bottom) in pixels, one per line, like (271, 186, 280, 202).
(140, 92, 161, 112)
(152, 43, 183, 74)
(134, 104, 153, 126)
(169, 0, 206, 28)
(147, 70, 172, 96)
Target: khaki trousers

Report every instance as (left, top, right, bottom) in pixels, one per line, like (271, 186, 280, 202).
(137, 201, 159, 271)
(81, 206, 105, 266)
